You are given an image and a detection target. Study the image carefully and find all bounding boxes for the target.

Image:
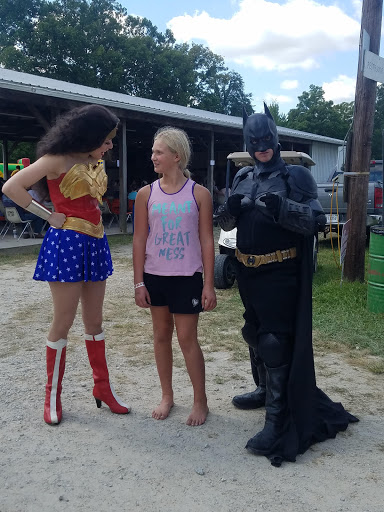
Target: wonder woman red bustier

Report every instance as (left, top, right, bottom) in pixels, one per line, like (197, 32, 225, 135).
(47, 162, 108, 238)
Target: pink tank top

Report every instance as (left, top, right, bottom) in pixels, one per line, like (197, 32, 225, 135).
(144, 179, 203, 276)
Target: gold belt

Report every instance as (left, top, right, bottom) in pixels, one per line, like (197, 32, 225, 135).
(235, 247, 296, 268)
(61, 217, 104, 238)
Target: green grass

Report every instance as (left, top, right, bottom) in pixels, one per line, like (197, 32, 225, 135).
(313, 238, 384, 359)
(1, 231, 383, 372)
(0, 246, 40, 264)
(107, 233, 133, 247)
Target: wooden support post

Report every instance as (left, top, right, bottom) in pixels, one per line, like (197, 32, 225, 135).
(118, 119, 128, 234)
(207, 130, 215, 197)
(2, 139, 9, 181)
(343, 0, 383, 282)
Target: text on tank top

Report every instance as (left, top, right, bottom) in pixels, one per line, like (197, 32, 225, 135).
(144, 179, 203, 276)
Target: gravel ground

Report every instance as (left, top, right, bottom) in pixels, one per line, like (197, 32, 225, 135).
(1, 245, 383, 512)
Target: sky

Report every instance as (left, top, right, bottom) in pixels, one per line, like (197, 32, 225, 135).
(119, 0, 384, 114)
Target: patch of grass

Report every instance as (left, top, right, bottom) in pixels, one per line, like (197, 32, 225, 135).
(198, 234, 384, 373)
(367, 360, 384, 374)
(107, 233, 133, 247)
(313, 238, 384, 364)
(0, 247, 40, 265)
(3, 231, 382, 375)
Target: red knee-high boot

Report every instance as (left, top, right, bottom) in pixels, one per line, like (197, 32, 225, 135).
(44, 338, 67, 425)
(85, 332, 130, 414)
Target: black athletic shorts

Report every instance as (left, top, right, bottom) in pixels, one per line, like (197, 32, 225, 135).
(143, 272, 203, 314)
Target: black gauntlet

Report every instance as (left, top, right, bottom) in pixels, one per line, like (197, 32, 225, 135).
(216, 204, 237, 231)
(278, 198, 315, 236)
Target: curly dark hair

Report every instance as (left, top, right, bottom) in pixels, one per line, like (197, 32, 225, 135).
(36, 104, 119, 158)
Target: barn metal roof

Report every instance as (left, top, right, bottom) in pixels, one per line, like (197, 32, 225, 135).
(0, 67, 344, 145)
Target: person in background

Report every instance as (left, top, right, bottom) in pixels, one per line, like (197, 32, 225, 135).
(25, 182, 52, 237)
(133, 126, 216, 426)
(216, 104, 358, 466)
(2, 190, 44, 237)
(10, 165, 21, 177)
(127, 181, 140, 231)
(2, 104, 130, 425)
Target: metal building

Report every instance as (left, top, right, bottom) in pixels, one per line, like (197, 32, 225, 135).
(0, 68, 344, 227)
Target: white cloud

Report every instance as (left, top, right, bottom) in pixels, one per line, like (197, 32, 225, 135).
(167, 0, 360, 72)
(264, 92, 292, 104)
(280, 79, 298, 90)
(323, 74, 356, 103)
(351, 0, 362, 19)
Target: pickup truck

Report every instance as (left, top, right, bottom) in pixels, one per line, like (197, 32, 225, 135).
(317, 160, 383, 238)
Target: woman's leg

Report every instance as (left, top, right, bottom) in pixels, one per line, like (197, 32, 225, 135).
(48, 281, 83, 340)
(44, 282, 82, 424)
(81, 281, 129, 414)
(150, 306, 175, 420)
(174, 314, 208, 426)
(80, 280, 106, 334)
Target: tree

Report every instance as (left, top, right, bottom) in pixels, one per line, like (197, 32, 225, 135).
(266, 101, 287, 126)
(0, 0, 253, 115)
(9, 142, 36, 162)
(194, 70, 253, 116)
(188, 44, 253, 115)
(286, 85, 352, 139)
(372, 83, 384, 158)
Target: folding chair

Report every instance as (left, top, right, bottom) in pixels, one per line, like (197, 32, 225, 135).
(0, 200, 9, 237)
(100, 200, 118, 228)
(2, 207, 35, 240)
(127, 199, 135, 223)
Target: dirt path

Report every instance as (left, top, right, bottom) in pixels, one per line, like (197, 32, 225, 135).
(1, 245, 383, 512)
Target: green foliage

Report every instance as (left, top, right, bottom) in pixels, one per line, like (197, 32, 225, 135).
(0, 0, 252, 116)
(372, 83, 384, 159)
(313, 239, 384, 358)
(106, 233, 132, 246)
(8, 142, 36, 162)
(187, 43, 253, 115)
(286, 85, 353, 139)
(0, 235, 383, 367)
(194, 70, 253, 116)
(266, 100, 288, 126)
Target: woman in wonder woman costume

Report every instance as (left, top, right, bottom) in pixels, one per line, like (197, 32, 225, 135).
(3, 104, 130, 424)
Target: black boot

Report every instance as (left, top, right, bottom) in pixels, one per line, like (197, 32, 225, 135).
(246, 364, 289, 455)
(232, 362, 266, 409)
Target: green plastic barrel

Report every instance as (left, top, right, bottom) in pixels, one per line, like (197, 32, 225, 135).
(367, 226, 384, 313)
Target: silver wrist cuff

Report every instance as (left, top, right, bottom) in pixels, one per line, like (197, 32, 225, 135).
(25, 199, 52, 221)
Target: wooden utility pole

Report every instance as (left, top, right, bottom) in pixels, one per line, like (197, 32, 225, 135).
(344, 0, 383, 282)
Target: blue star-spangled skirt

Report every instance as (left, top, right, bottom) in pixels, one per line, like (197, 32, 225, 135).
(33, 227, 113, 282)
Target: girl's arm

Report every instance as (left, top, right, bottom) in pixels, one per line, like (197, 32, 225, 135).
(194, 184, 217, 312)
(2, 154, 67, 228)
(133, 185, 151, 308)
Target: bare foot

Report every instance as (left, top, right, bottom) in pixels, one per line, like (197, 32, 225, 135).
(186, 402, 209, 426)
(152, 397, 174, 420)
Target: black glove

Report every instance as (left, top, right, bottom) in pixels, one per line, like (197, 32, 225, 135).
(260, 193, 281, 218)
(226, 194, 244, 217)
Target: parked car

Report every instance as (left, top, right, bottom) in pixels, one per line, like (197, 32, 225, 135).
(214, 151, 318, 289)
(317, 159, 383, 238)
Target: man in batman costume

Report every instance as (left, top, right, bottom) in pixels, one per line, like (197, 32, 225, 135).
(217, 104, 358, 467)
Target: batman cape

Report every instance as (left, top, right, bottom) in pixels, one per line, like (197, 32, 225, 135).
(218, 104, 358, 466)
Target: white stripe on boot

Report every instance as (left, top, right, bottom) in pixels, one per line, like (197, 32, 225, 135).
(44, 338, 67, 425)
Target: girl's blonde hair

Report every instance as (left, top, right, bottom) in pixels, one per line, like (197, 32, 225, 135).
(154, 126, 192, 178)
